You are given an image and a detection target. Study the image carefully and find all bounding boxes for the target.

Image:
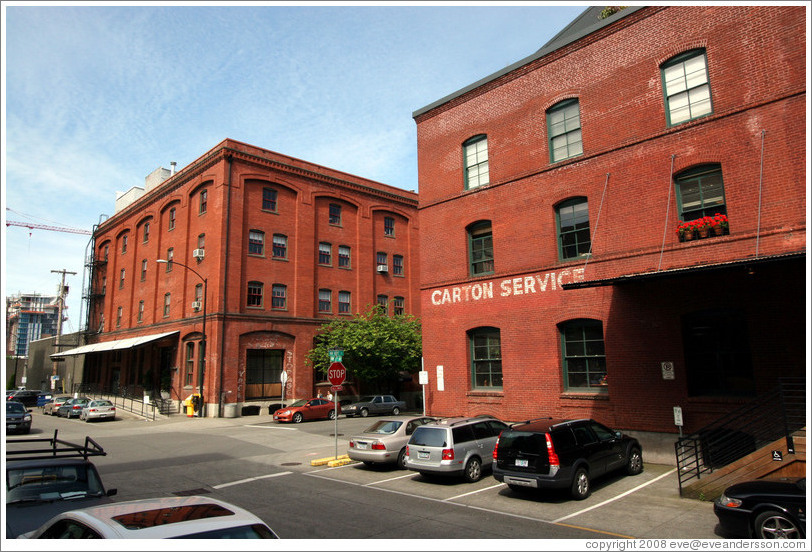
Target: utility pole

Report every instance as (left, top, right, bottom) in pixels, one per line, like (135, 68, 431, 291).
(51, 269, 77, 393)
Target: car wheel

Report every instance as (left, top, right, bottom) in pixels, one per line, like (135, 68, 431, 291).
(571, 468, 590, 500)
(392, 407, 400, 415)
(360, 408, 369, 417)
(463, 457, 482, 483)
(754, 510, 802, 539)
(327, 409, 336, 420)
(397, 447, 407, 469)
(292, 412, 304, 424)
(626, 447, 643, 475)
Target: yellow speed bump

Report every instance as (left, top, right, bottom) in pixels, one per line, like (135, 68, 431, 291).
(310, 454, 351, 466)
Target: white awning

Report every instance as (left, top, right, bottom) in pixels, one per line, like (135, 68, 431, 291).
(51, 331, 179, 358)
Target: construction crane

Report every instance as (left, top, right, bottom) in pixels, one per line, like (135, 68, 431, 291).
(6, 220, 92, 235)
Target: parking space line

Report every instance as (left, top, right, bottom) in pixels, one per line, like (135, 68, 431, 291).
(213, 471, 293, 489)
(552, 468, 676, 523)
(443, 482, 505, 501)
(245, 424, 298, 430)
(365, 473, 414, 486)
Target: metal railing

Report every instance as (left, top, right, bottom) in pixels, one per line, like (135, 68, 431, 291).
(675, 377, 806, 494)
(74, 383, 159, 421)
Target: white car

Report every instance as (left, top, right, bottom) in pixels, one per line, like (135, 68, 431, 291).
(80, 399, 116, 422)
(18, 495, 279, 539)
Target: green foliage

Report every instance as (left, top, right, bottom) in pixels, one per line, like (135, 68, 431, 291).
(599, 6, 627, 20)
(306, 305, 422, 393)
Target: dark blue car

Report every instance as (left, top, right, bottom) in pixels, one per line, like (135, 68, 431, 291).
(6, 401, 32, 434)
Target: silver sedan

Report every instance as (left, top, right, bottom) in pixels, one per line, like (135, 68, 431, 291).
(80, 399, 117, 422)
(348, 416, 437, 469)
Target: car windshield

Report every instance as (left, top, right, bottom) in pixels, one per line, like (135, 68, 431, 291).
(409, 427, 447, 447)
(6, 464, 106, 504)
(288, 399, 308, 407)
(7, 403, 26, 414)
(363, 420, 403, 434)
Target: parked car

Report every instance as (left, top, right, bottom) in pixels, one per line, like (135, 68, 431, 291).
(342, 395, 407, 418)
(273, 398, 340, 423)
(404, 416, 510, 482)
(17, 495, 279, 539)
(492, 418, 643, 500)
(7, 389, 43, 407)
(42, 395, 72, 416)
(714, 477, 806, 539)
(80, 399, 116, 422)
(348, 416, 437, 468)
(6, 431, 117, 538)
(6, 401, 33, 434)
(57, 397, 90, 418)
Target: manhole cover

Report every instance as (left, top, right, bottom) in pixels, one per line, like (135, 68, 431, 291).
(329, 433, 345, 437)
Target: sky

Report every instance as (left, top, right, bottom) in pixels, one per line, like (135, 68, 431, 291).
(1, 1, 592, 338)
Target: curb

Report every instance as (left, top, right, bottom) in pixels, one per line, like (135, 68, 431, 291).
(310, 454, 354, 467)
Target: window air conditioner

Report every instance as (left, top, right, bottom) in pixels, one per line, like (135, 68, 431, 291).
(191, 301, 202, 310)
(377, 264, 389, 273)
(192, 248, 205, 260)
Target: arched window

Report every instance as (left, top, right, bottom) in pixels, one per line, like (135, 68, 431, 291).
(675, 164, 727, 222)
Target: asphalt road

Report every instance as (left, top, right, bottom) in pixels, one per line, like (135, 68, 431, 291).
(6, 407, 724, 543)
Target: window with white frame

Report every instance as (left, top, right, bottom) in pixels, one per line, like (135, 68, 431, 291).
(338, 245, 351, 268)
(272, 284, 287, 310)
(338, 291, 351, 314)
(318, 242, 332, 265)
(272, 234, 287, 259)
(318, 289, 332, 312)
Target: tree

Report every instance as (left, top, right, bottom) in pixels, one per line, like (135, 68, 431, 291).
(306, 305, 422, 394)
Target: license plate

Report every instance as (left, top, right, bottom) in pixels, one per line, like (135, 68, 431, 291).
(273, 416, 279, 420)
(515, 458, 529, 467)
(8, 424, 16, 429)
(418, 451, 429, 459)
(357, 443, 369, 450)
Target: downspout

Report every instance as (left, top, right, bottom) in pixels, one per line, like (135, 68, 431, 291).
(755, 130, 766, 258)
(218, 153, 233, 417)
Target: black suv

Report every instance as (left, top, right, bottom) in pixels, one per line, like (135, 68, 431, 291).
(5, 430, 117, 537)
(492, 418, 643, 500)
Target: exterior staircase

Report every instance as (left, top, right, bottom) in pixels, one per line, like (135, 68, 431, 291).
(675, 377, 806, 501)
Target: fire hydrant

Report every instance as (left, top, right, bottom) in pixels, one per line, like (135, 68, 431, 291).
(184, 395, 195, 417)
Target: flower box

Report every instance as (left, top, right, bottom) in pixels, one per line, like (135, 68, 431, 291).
(677, 214, 729, 242)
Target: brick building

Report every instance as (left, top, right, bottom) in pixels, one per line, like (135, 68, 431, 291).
(414, 6, 806, 458)
(55, 139, 420, 416)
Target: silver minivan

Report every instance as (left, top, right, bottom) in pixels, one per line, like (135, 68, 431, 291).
(404, 416, 509, 482)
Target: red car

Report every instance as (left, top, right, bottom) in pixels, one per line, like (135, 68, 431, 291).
(273, 398, 340, 423)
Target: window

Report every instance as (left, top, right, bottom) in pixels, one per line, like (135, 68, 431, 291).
(199, 189, 208, 214)
(185, 342, 195, 386)
(103, 244, 109, 261)
(548, 99, 583, 162)
(463, 135, 489, 189)
(166, 248, 174, 271)
(247, 281, 263, 307)
(560, 320, 607, 392)
(143, 222, 150, 243)
(318, 242, 332, 265)
(137, 301, 144, 323)
(318, 289, 332, 312)
(195, 283, 203, 306)
(197, 233, 205, 249)
(470, 327, 502, 388)
(168, 207, 176, 231)
(393, 255, 404, 276)
(468, 221, 494, 276)
(376, 252, 388, 267)
(121, 234, 128, 254)
(676, 165, 727, 222)
(119, 268, 126, 289)
(116, 306, 123, 327)
(338, 291, 351, 314)
(272, 234, 287, 259)
(393, 296, 404, 316)
(329, 203, 342, 225)
(248, 230, 265, 255)
(662, 49, 712, 126)
(377, 294, 388, 313)
(557, 199, 591, 260)
(683, 309, 754, 397)
(272, 284, 287, 310)
(338, 245, 351, 268)
(384, 216, 395, 236)
(101, 276, 106, 295)
(163, 293, 171, 317)
(140, 259, 147, 281)
(262, 187, 278, 211)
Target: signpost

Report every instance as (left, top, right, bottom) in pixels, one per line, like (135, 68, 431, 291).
(327, 349, 345, 459)
(280, 370, 289, 407)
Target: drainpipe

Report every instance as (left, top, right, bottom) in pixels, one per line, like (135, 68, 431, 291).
(218, 153, 233, 417)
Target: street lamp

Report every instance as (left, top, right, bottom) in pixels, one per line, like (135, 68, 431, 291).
(157, 258, 207, 417)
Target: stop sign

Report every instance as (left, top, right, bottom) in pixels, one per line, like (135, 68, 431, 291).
(327, 362, 346, 386)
